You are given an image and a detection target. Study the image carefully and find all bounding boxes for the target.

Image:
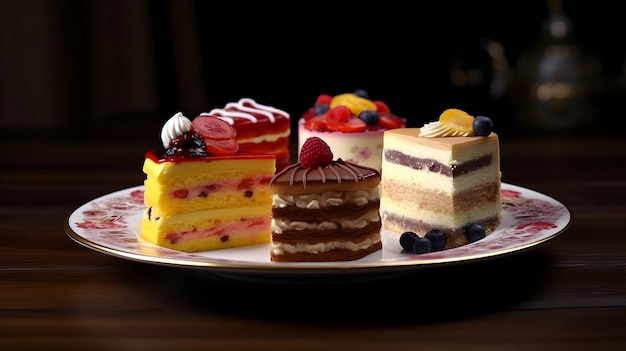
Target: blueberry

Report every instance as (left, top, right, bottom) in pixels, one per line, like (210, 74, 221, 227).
(465, 223, 486, 243)
(400, 231, 419, 251)
(473, 116, 493, 136)
(313, 104, 330, 116)
(359, 110, 379, 125)
(353, 89, 370, 99)
(425, 229, 447, 251)
(412, 237, 433, 254)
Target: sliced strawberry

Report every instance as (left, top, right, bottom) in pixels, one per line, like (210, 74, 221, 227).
(378, 113, 406, 129)
(302, 107, 316, 120)
(335, 117, 367, 133)
(304, 115, 329, 131)
(204, 138, 239, 156)
(191, 115, 236, 141)
(373, 100, 391, 113)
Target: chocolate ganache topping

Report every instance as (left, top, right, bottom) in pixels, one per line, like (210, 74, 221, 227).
(270, 158, 380, 195)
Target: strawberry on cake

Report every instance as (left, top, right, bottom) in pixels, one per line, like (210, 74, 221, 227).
(298, 89, 406, 170)
(270, 137, 382, 262)
(141, 112, 275, 252)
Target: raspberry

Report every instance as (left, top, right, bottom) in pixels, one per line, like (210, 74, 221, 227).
(327, 106, 351, 123)
(299, 137, 333, 168)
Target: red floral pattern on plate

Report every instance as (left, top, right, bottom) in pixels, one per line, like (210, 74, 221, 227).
(67, 183, 571, 268)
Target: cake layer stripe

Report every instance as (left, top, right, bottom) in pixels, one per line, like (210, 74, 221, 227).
(143, 155, 275, 178)
(142, 206, 272, 252)
(381, 198, 501, 229)
(234, 128, 290, 143)
(272, 221, 381, 244)
(270, 241, 382, 262)
(272, 209, 380, 234)
(272, 201, 379, 221)
(381, 181, 499, 213)
(384, 150, 493, 177)
(381, 161, 499, 194)
(144, 175, 273, 216)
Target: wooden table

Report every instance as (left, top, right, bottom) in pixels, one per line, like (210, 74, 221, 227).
(2, 122, 625, 351)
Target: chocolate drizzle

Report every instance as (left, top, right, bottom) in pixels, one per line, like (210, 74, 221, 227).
(271, 158, 380, 190)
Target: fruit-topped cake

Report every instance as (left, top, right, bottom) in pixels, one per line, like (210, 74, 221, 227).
(269, 137, 382, 262)
(298, 89, 406, 170)
(200, 98, 291, 172)
(380, 108, 502, 253)
(141, 112, 276, 252)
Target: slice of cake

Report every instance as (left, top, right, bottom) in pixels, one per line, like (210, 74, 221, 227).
(270, 137, 382, 262)
(141, 112, 275, 252)
(380, 108, 502, 251)
(201, 98, 291, 172)
(298, 89, 406, 170)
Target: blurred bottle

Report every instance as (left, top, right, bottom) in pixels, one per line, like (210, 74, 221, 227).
(509, 0, 604, 132)
(451, 0, 608, 133)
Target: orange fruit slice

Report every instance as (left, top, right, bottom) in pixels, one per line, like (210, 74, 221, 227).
(330, 93, 377, 116)
(439, 108, 474, 134)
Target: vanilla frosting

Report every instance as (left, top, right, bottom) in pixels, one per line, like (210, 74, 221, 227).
(418, 121, 474, 137)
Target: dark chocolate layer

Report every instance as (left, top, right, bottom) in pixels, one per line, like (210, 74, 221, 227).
(270, 241, 382, 262)
(272, 201, 380, 222)
(272, 221, 381, 245)
(384, 150, 493, 177)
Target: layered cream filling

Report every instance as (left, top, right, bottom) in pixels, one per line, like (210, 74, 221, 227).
(143, 206, 270, 231)
(273, 188, 379, 209)
(238, 129, 290, 144)
(141, 206, 271, 252)
(381, 197, 500, 228)
(381, 161, 500, 195)
(271, 209, 380, 234)
(271, 232, 381, 255)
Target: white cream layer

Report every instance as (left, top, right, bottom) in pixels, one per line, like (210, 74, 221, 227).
(271, 209, 380, 234)
(380, 161, 500, 195)
(380, 198, 501, 228)
(237, 129, 290, 144)
(273, 189, 379, 209)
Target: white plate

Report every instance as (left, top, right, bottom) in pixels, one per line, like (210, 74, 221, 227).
(65, 183, 571, 283)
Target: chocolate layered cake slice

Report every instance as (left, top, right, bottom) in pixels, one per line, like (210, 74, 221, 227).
(269, 137, 382, 262)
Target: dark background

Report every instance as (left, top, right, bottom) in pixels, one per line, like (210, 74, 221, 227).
(2, 0, 625, 135)
(159, 0, 626, 133)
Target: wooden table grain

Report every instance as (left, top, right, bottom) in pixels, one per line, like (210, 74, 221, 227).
(2, 124, 625, 351)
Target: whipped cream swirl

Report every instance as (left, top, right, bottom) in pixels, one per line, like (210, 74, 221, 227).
(418, 121, 474, 137)
(161, 112, 192, 147)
